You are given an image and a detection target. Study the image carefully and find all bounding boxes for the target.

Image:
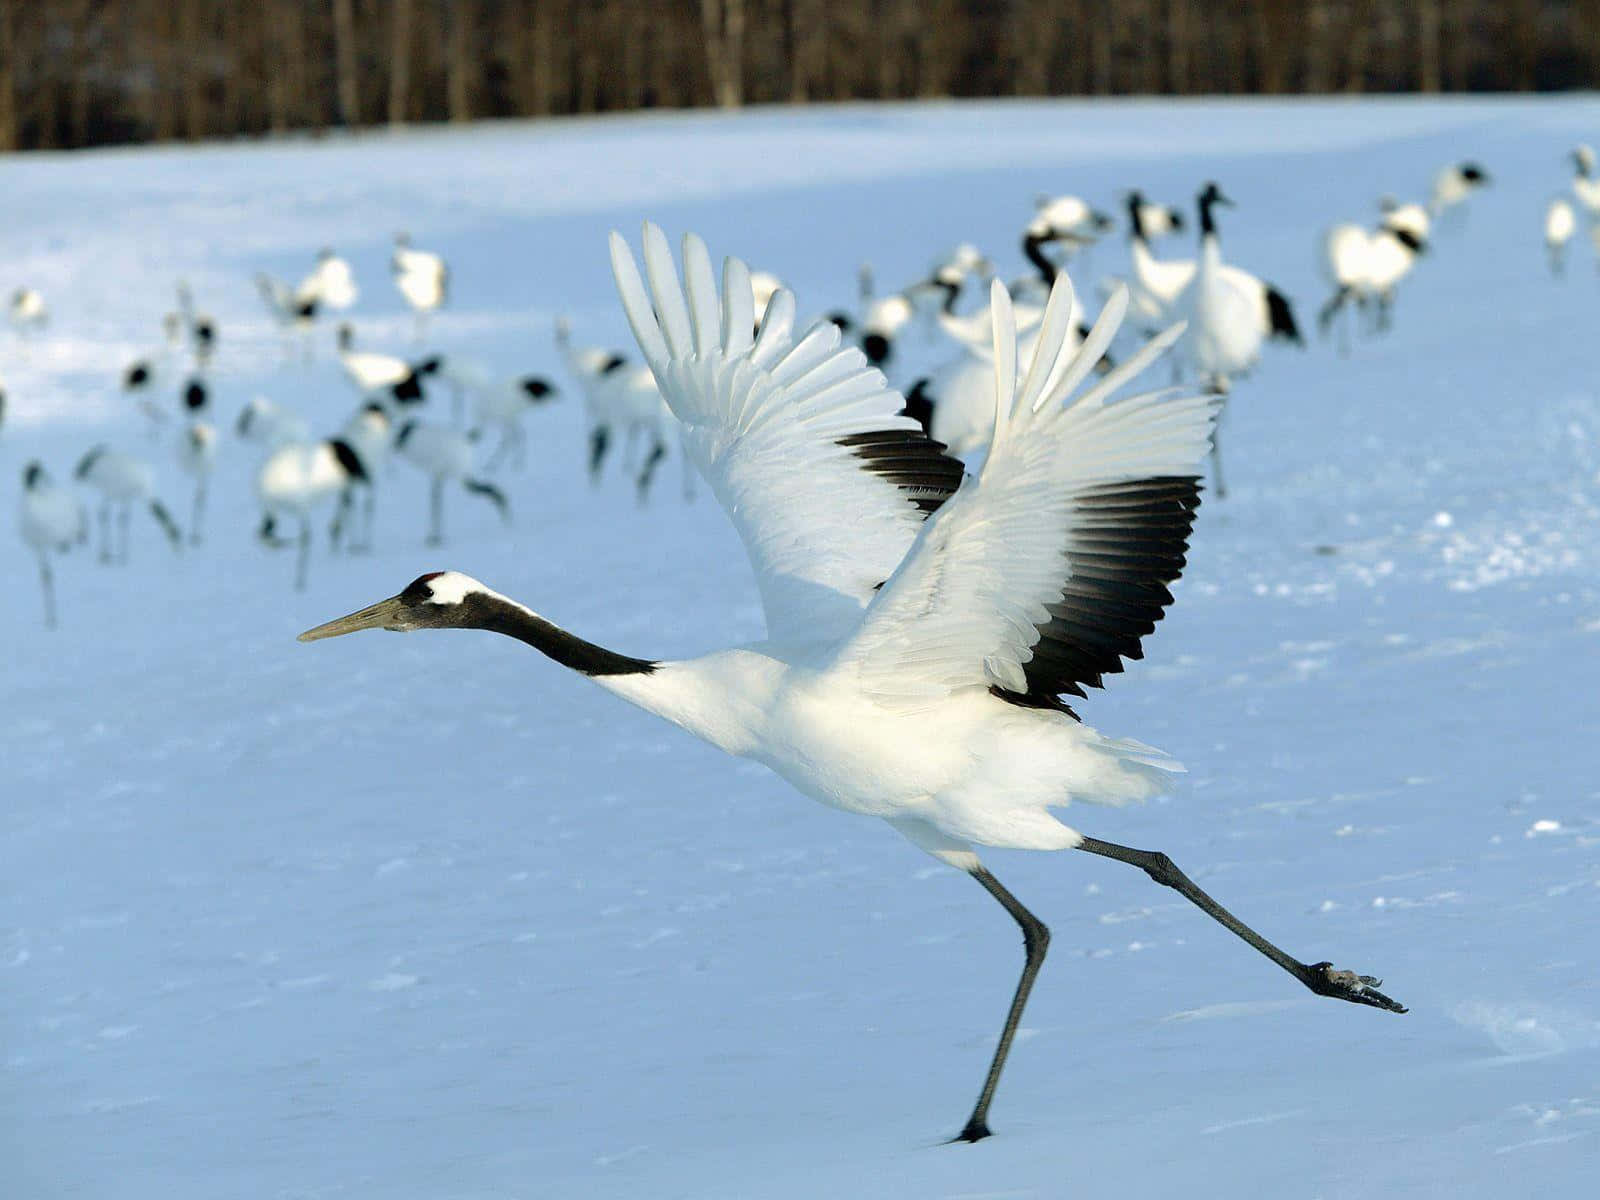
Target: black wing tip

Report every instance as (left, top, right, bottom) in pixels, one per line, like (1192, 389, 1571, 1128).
(1012, 475, 1205, 711)
(837, 427, 966, 519)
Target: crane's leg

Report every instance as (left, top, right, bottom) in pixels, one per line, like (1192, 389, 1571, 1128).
(117, 504, 132, 563)
(1208, 394, 1228, 501)
(361, 486, 376, 552)
(635, 438, 666, 506)
(588, 426, 610, 485)
(1316, 288, 1346, 344)
(38, 552, 56, 630)
(483, 427, 510, 474)
(97, 503, 112, 564)
(463, 477, 510, 525)
(190, 477, 207, 546)
(954, 867, 1049, 1144)
(295, 514, 310, 592)
(330, 490, 349, 551)
(427, 476, 444, 546)
(1075, 836, 1407, 1013)
(149, 499, 182, 551)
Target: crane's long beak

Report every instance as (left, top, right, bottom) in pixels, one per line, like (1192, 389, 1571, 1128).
(298, 595, 407, 642)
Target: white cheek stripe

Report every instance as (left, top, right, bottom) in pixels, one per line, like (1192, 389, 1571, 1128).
(423, 571, 482, 606)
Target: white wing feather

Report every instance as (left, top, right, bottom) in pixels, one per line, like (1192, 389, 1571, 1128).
(831, 276, 1220, 709)
(609, 224, 965, 650)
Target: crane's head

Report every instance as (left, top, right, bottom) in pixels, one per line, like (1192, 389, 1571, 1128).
(1198, 181, 1232, 209)
(298, 571, 490, 640)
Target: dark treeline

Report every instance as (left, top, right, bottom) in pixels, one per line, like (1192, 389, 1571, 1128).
(2, 1, 1598, 152)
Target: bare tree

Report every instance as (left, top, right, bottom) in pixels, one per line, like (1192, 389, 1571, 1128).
(700, 0, 746, 108)
(1418, 0, 1442, 91)
(1344, 0, 1375, 93)
(0, 0, 14, 151)
(445, 0, 470, 121)
(332, 0, 357, 124)
(530, 0, 555, 115)
(1162, 0, 1184, 92)
(389, 0, 413, 124)
(0, 1, 1592, 153)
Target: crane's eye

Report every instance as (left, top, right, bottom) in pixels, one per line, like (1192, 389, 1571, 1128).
(401, 572, 446, 605)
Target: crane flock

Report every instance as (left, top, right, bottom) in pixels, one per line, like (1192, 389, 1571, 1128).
(13, 131, 1575, 1143)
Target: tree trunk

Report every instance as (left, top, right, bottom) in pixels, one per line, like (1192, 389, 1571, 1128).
(0, 0, 14, 151)
(1166, 0, 1189, 93)
(388, 0, 412, 124)
(180, 0, 205, 138)
(1511, 0, 1539, 90)
(1343, 0, 1374, 93)
(332, 0, 358, 125)
(1304, 1, 1330, 92)
(1417, 0, 1440, 92)
(1091, 2, 1112, 93)
(446, 0, 470, 121)
(531, 0, 554, 115)
(787, 0, 809, 101)
(700, 0, 745, 108)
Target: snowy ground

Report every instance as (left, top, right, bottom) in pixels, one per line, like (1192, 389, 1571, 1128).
(4, 96, 1599, 1198)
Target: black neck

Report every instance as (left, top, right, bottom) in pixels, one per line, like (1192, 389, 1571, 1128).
(935, 276, 960, 314)
(1198, 194, 1218, 238)
(1021, 234, 1057, 285)
(465, 593, 656, 677)
(1125, 194, 1147, 244)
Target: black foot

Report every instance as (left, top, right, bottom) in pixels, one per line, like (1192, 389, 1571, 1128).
(1304, 961, 1408, 1013)
(948, 1119, 992, 1144)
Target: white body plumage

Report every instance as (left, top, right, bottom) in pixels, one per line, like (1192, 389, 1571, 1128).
(395, 421, 475, 481)
(393, 234, 448, 321)
(338, 326, 414, 395)
(20, 464, 86, 553)
(1027, 194, 1113, 252)
(600, 225, 1218, 860)
(10, 288, 47, 334)
(237, 396, 310, 449)
(300, 250, 359, 311)
(20, 462, 87, 627)
(77, 446, 155, 503)
(256, 441, 354, 517)
(1174, 199, 1262, 389)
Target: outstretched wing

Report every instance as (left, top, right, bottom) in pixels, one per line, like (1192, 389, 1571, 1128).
(609, 224, 965, 648)
(831, 276, 1219, 712)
